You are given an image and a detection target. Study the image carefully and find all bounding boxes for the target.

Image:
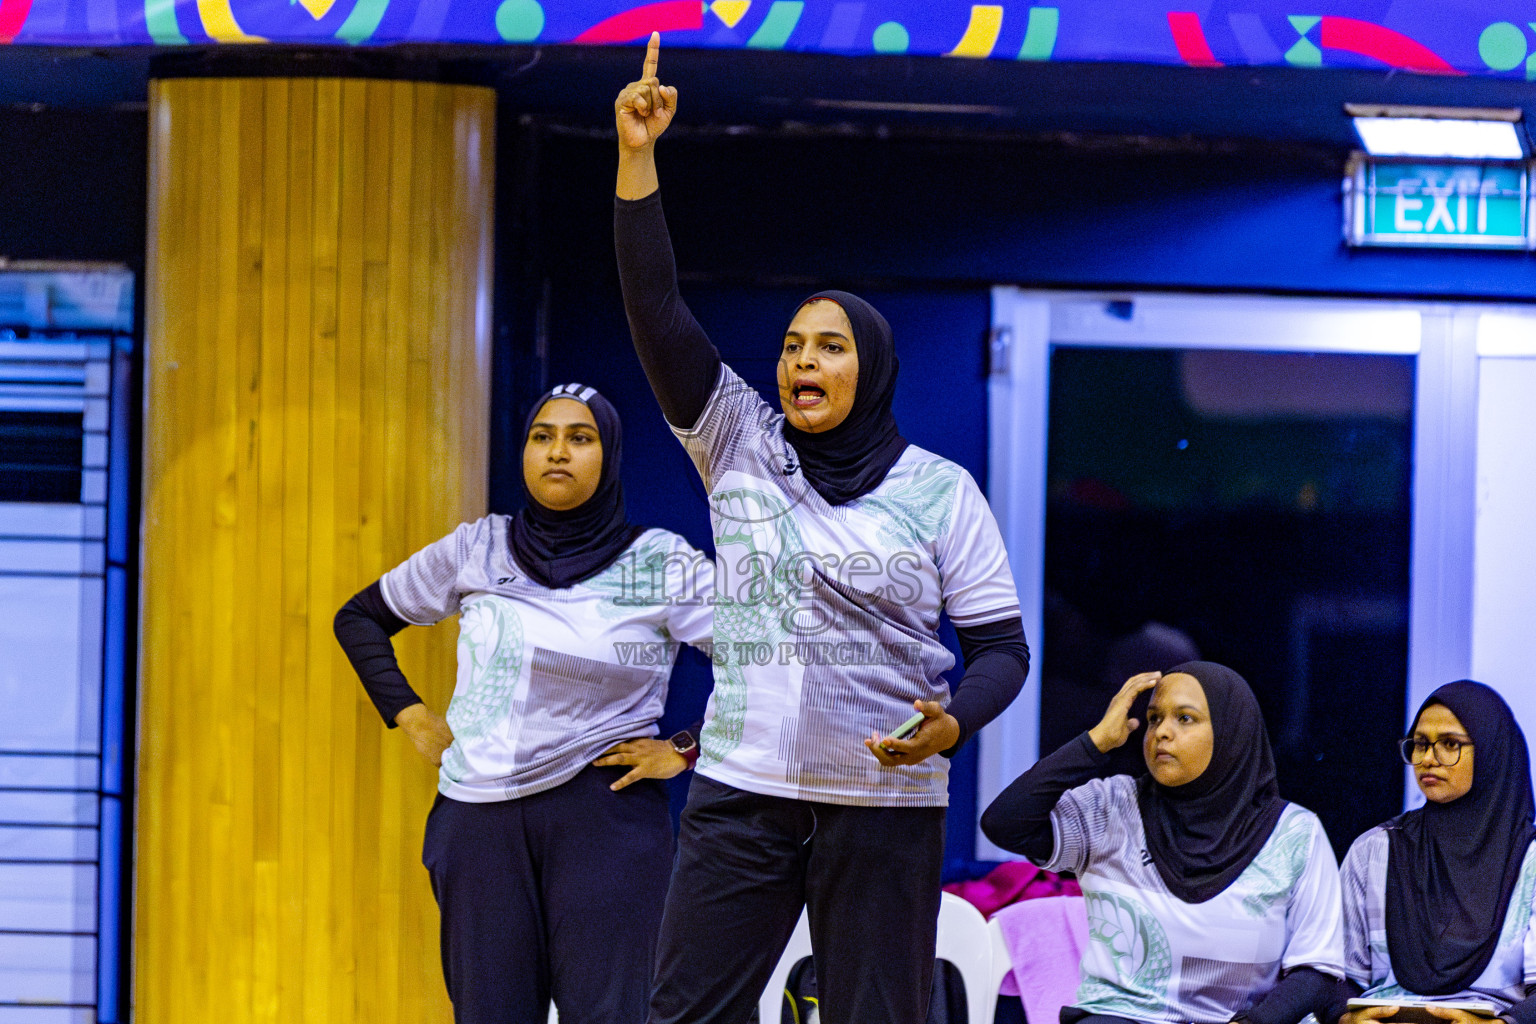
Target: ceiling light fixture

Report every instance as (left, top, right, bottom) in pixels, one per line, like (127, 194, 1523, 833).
(1345, 104, 1527, 160)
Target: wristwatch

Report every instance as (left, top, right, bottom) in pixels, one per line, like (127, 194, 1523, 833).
(669, 729, 699, 769)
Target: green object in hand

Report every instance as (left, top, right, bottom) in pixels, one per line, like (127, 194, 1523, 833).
(890, 711, 927, 741)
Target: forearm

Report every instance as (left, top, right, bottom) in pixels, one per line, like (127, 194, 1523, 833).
(617, 146, 659, 201)
(944, 617, 1030, 754)
(1318, 977, 1362, 1024)
(1242, 968, 1338, 1024)
(979, 731, 1108, 861)
(333, 582, 423, 727)
(613, 190, 722, 428)
(1503, 991, 1536, 1024)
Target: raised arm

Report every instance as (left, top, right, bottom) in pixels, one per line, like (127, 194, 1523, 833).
(980, 672, 1159, 861)
(614, 33, 722, 429)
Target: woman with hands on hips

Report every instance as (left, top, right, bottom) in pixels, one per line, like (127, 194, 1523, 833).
(1327, 681, 1536, 1024)
(615, 34, 1031, 1024)
(982, 664, 1345, 1024)
(333, 383, 713, 1024)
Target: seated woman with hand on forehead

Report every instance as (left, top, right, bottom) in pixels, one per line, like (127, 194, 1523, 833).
(982, 663, 1345, 1024)
(1329, 682, 1536, 1024)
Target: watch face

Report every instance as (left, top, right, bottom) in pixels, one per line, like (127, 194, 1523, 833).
(670, 731, 697, 753)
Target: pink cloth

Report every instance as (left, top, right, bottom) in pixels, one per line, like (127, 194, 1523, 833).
(942, 860, 1082, 920)
(992, 895, 1089, 1019)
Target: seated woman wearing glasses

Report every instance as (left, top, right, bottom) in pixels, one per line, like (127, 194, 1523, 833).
(982, 662, 1345, 1024)
(1330, 681, 1536, 1024)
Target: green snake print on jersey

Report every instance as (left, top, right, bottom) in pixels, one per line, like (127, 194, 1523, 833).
(702, 485, 805, 766)
(441, 598, 525, 780)
(584, 530, 677, 621)
(1239, 810, 1313, 918)
(857, 458, 960, 550)
(1078, 890, 1175, 1015)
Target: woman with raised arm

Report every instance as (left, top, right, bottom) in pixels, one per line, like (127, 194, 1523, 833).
(1327, 682, 1536, 1024)
(613, 34, 1031, 1024)
(333, 383, 713, 1024)
(981, 663, 1345, 1024)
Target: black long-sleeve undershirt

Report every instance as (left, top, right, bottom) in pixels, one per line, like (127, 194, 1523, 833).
(1241, 969, 1340, 1024)
(981, 730, 1109, 861)
(615, 191, 721, 430)
(1501, 991, 1536, 1024)
(334, 582, 419, 727)
(1320, 979, 1363, 1024)
(947, 618, 1030, 755)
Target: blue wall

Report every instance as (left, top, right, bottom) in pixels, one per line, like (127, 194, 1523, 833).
(524, 131, 1536, 298)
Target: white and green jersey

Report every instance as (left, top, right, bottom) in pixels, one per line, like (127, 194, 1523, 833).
(1341, 827, 1536, 1008)
(673, 364, 1021, 808)
(380, 517, 713, 803)
(1045, 776, 1345, 1024)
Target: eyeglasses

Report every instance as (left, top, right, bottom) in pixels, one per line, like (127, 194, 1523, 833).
(1398, 736, 1471, 766)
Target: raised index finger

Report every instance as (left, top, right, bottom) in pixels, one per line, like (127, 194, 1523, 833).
(643, 31, 660, 80)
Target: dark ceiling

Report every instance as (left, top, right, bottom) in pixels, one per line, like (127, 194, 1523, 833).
(3, 41, 1534, 151)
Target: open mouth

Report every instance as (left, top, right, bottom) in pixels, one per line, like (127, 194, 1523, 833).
(792, 381, 826, 408)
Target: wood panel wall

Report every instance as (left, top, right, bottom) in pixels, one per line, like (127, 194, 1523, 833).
(138, 77, 493, 1023)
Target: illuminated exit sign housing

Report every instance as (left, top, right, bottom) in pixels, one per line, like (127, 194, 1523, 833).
(1345, 156, 1533, 250)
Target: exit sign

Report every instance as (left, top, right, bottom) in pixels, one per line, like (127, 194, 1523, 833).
(1346, 157, 1532, 250)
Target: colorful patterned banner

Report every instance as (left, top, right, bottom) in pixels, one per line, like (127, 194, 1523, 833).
(1, 0, 1533, 80)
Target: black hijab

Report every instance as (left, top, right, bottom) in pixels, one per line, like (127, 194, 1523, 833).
(779, 290, 909, 507)
(1135, 661, 1289, 904)
(508, 383, 642, 590)
(1384, 681, 1535, 995)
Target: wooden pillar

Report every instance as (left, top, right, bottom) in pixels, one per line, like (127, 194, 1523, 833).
(136, 77, 493, 1023)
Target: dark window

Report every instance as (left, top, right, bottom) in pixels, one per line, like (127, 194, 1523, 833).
(0, 410, 84, 502)
(1041, 347, 1413, 856)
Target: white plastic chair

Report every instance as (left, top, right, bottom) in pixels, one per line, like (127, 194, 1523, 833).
(937, 890, 1004, 1024)
(756, 891, 1003, 1024)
